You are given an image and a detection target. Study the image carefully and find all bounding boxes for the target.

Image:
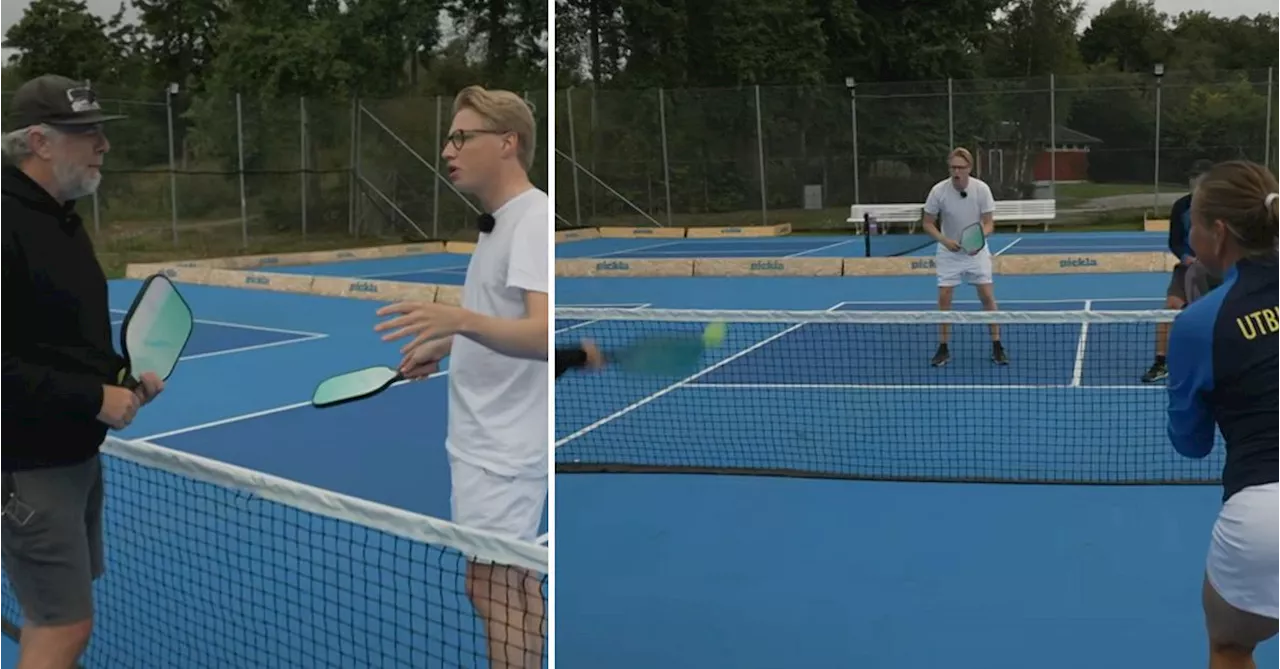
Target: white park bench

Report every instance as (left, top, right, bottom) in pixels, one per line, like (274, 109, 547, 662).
(847, 198, 1057, 234)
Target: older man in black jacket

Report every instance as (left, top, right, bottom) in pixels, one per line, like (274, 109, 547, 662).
(2, 74, 164, 669)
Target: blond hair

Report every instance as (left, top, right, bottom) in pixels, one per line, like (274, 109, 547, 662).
(948, 147, 973, 167)
(1192, 160, 1279, 260)
(452, 86, 536, 171)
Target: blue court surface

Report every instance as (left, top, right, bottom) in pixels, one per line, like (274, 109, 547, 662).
(268, 251, 472, 284)
(556, 230, 1168, 259)
(1, 251, 548, 668)
(553, 250, 1277, 669)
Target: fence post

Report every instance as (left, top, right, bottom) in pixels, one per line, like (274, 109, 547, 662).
(754, 85, 767, 225)
(1266, 67, 1274, 171)
(433, 95, 443, 238)
(947, 77, 954, 150)
(847, 78, 860, 205)
(658, 87, 673, 227)
(1049, 73, 1056, 197)
(166, 84, 178, 245)
(300, 95, 308, 239)
(348, 97, 357, 235)
(566, 88, 583, 226)
(1153, 68, 1164, 211)
(236, 92, 248, 247)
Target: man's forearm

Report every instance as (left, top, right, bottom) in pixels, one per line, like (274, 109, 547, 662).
(457, 311, 548, 361)
(923, 219, 945, 242)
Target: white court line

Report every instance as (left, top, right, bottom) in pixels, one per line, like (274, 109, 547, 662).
(683, 382, 1160, 391)
(138, 371, 449, 442)
(785, 239, 857, 257)
(993, 238, 1022, 255)
(359, 265, 469, 279)
(555, 304, 651, 334)
(554, 303, 842, 448)
(1069, 299, 1093, 387)
(180, 334, 329, 361)
(589, 241, 686, 258)
(110, 309, 325, 338)
(1014, 245, 1165, 251)
(829, 297, 1162, 308)
(560, 303, 647, 308)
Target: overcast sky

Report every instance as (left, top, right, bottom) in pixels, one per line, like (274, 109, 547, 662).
(3, 0, 1276, 59)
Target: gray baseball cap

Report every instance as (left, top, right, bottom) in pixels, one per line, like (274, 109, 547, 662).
(9, 75, 127, 128)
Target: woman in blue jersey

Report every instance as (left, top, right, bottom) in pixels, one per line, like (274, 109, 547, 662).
(1166, 159, 1278, 668)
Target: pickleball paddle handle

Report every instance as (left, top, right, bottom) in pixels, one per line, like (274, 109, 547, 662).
(116, 366, 140, 391)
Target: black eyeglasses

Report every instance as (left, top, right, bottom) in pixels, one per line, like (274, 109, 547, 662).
(446, 129, 510, 150)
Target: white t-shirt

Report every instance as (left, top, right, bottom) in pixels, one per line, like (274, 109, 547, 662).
(923, 177, 995, 255)
(445, 187, 549, 480)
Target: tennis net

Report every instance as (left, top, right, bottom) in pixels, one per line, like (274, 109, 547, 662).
(554, 307, 1224, 485)
(1, 437, 548, 668)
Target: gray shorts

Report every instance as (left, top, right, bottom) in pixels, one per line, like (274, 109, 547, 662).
(1167, 261, 1222, 304)
(1, 456, 104, 626)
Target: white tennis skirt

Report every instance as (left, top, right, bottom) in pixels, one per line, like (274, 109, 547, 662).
(1206, 482, 1279, 619)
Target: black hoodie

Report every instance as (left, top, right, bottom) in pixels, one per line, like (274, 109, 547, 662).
(2, 165, 125, 471)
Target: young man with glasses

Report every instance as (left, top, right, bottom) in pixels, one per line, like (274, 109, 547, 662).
(3, 74, 165, 669)
(373, 85, 548, 669)
(921, 147, 1008, 367)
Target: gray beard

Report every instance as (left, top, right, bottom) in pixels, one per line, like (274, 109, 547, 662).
(53, 162, 101, 201)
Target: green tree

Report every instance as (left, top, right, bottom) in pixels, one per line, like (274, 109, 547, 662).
(2, 0, 132, 83)
(1078, 0, 1170, 73)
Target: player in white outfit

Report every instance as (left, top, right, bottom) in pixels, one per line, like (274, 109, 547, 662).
(921, 147, 1008, 366)
(374, 86, 548, 669)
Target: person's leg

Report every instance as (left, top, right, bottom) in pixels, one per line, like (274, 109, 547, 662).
(1202, 483, 1279, 669)
(450, 455, 547, 668)
(1, 459, 101, 669)
(1203, 574, 1278, 669)
(968, 252, 1006, 364)
(933, 257, 961, 366)
(1146, 266, 1187, 382)
(466, 561, 546, 669)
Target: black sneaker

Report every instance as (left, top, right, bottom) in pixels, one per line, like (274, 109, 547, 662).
(1141, 360, 1168, 383)
(931, 343, 950, 367)
(992, 341, 1009, 365)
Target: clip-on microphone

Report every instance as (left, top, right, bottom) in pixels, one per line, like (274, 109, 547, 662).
(477, 213, 496, 233)
(959, 190, 968, 199)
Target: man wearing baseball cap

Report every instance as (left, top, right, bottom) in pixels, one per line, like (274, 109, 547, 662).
(2, 74, 164, 668)
(1141, 159, 1222, 383)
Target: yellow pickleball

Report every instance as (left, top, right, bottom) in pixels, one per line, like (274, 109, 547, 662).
(703, 321, 727, 348)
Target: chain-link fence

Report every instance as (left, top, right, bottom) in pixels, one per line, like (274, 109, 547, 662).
(555, 68, 1277, 230)
(2, 85, 549, 271)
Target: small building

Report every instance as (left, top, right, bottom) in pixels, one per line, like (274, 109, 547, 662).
(974, 121, 1103, 184)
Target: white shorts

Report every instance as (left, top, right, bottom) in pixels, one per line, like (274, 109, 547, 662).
(935, 248, 994, 287)
(1206, 482, 1279, 619)
(449, 453, 546, 543)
